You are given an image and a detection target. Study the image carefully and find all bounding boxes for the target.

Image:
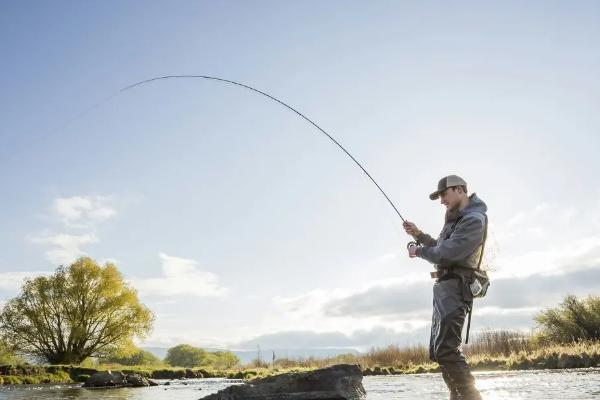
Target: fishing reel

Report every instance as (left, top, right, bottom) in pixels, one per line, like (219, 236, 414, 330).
(407, 241, 421, 259)
(406, 241, 421, 250)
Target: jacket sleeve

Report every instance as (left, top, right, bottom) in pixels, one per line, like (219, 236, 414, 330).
(416, 232, 437, 247)
(415, 215, 484, 265)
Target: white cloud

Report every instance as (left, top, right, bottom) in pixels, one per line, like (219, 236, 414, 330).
(53, 196, 116, 227)
(273, 288, 350, 317)
(0, 271, 50, 291)
(31, 233, 98, 265)
(140, 333, 227, 350)
(476, 306, 541, 317)
(263, 261, 600, 346)
(494, 236, 600, 279)
(266, 282, 430, 340)
(31, 195, 117, 265)
(491, 200, 600, 279)
(504, 203, 551, 229)
(233, 326, 428, 351)
(134, 253, 228, 298)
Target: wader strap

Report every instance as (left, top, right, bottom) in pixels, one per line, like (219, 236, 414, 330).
(476, 214, 489, 270)
(465, 304, 473, 344)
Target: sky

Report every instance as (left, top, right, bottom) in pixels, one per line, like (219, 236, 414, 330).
(0, 1, 599, 352)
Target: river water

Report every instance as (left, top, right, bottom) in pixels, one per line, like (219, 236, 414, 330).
(0, 369, 598, 400)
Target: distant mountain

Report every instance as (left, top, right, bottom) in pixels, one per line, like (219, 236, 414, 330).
(141, 347, 360, 365)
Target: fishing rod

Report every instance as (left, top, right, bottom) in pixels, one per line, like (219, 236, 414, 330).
(121, 75, 407, 223)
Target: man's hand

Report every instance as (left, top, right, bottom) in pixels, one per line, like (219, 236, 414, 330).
(403, 221, 421, 238)
(408, 244, 418, 258)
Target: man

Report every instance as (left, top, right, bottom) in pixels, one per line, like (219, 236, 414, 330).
(403, 175, 487, 400)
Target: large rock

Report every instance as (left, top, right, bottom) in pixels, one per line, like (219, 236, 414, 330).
(83, 371, 158, 388)
(83, 371, 126, 387)
(199, 364, 366, 400)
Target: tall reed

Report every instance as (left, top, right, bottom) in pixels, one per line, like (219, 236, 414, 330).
(260, 330, 536, 369)
(464, 330, 533, 357)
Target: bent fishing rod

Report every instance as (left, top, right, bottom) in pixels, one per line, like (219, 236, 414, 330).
(121, 75, 408, 224)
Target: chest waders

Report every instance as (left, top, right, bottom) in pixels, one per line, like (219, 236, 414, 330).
(427, 214, 487, 400)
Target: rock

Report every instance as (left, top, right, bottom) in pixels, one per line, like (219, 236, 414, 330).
(83, 371, 126, 387)
(125, 373, 158, 387)
(83, 371, 158, 388)
(198, 364, 366, 400)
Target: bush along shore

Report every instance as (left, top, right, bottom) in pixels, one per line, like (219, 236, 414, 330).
(1, 341, 599, 385)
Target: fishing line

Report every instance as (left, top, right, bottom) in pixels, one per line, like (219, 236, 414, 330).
(121, 75, 406, 222)
(3, 91, 123, 164)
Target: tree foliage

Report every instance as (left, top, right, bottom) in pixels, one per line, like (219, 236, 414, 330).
(535, 294, 600, 343)
(0, 340, 23, 364)
(100, 347, 161, 366)
(165, 344, 208, 368)
(0, 257, 154, 364)
(165, 344, 240, 368)
(210, 350, 241, 369)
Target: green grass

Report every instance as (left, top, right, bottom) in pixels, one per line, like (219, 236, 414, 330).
(0, 370, 71, 385)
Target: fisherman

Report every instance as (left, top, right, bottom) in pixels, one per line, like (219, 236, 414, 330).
(403, 175, 487, 400)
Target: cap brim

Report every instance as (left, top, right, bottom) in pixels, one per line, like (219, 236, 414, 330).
(429, 191, 440, 200)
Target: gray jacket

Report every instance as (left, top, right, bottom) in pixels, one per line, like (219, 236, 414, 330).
(415, 194, 487, 270)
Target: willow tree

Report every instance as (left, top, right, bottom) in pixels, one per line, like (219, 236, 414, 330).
(0, 257, 154, 364)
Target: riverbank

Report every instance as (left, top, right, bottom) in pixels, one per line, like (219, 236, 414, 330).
(365, 341, 600, 375)
(1, 341, 598, 385)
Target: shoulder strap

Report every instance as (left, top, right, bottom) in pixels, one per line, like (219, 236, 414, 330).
(477, 214, 488, 270)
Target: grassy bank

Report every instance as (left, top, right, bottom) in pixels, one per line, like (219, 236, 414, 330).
(363, 341, 600, 375)
(0, 363, 307, 384)
(0, 365, 84, 385)
(1, 340, 598, 385)
(269, 340, 600, 375)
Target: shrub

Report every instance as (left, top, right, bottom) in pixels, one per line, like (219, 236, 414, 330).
(164, 345, 240, 369)
(535, 295, 600, 343)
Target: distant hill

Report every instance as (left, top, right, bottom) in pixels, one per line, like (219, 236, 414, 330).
(141, 347, 360, 365)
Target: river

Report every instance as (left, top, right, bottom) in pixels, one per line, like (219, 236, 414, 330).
(0, 369, 598, 399)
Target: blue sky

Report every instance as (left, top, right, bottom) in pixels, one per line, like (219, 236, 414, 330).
(1, 1, 599, 351)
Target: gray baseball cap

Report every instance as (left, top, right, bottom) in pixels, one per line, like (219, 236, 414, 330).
(429, 175, 467, 200)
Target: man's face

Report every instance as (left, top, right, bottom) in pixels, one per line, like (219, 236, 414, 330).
(439, 187, 461, 210)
